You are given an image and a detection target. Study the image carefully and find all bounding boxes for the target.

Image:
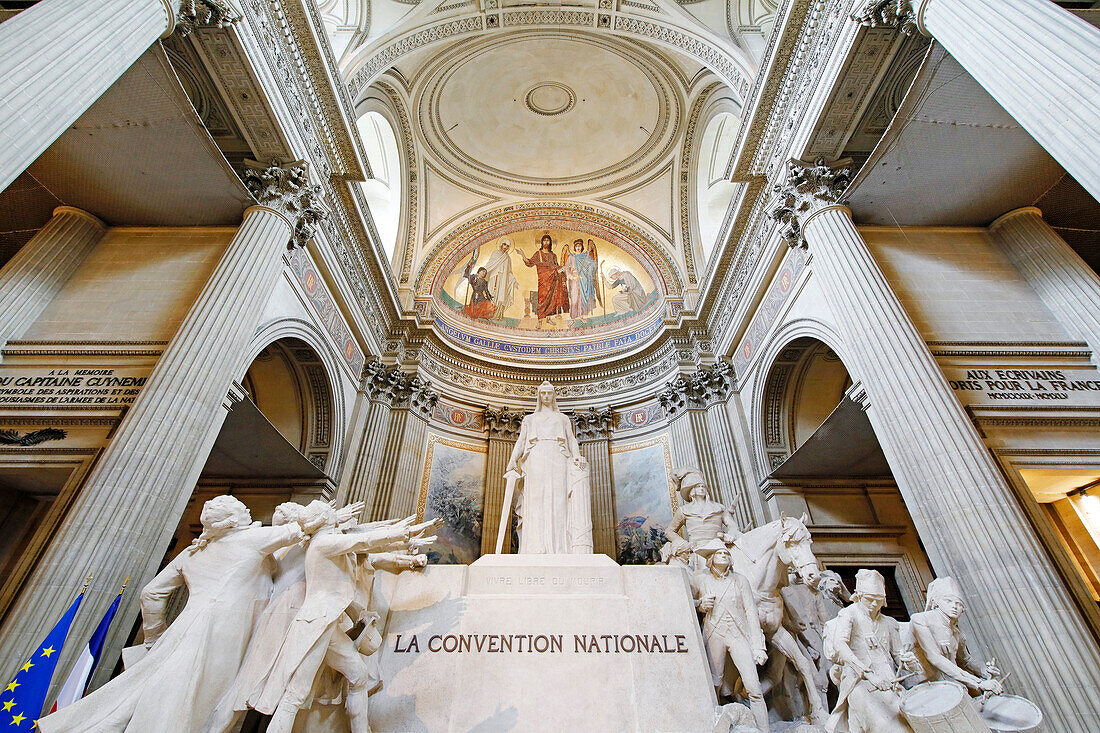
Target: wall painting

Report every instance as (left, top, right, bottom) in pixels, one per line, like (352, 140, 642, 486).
(611, 435, 677, 565)
(416, 434, 487, 564)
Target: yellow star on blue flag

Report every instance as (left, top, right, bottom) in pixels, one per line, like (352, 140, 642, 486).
(1, 589, 85, 729)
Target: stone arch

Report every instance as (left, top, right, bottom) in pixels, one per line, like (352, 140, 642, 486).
(749, 318, 851, 479)
(682, 82, 743, 269)
(245, 319, 348, 475)
(356, 80, 418, 283)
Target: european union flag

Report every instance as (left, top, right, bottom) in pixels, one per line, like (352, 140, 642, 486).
(1, 589, 84, 729)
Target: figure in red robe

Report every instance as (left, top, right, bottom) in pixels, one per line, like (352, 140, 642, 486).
(517, 234, 569, 322)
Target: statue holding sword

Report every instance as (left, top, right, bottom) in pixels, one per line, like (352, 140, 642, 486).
(495, 381, 593, 554)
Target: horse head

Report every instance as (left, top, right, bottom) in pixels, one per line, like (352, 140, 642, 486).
(775, 512, 821, 588)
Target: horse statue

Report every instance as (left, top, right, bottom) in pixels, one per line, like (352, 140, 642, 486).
(729, 513, 842, 726)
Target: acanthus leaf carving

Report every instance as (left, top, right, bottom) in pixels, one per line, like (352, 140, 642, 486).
(769, 158, 852, 248)
(658, 362, 736, 415)
(851, 0, 924, 37)
(483, 406, 524, 440)
(572, 406, 613, 442)
(175, 0, 241, 36)
(243, 160, 330, 249)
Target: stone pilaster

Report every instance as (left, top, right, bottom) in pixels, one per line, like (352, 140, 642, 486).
(989, 207, 1100, 367)
(480, 407, 523, 555)
(774, 159, 1100, 728)
(694, 364, 759, 531)
(853, 0, 1100, 201)
(0, 207, 105, 350)
(376, 376, 438, 519)
(0, 0, 239, 193)
(338, 361, 411, 518)
(574, 407, 616, 558)
(0, 162, 328, 680)
(658, 365, 758, 527)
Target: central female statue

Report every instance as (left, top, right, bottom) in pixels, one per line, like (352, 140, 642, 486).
(505, 381, 593, 554)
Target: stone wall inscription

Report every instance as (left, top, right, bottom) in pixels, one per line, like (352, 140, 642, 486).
(943, 367, 1100, 406)
(0, 368, 149, 407)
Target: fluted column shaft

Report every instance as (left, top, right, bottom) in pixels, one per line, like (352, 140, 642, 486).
(0, 206, 105, 348)
(916, 0, 1100, 201)
(341, 397, 394, 519)
(685, 408, 725, 507)
(0, 205, 294, 679)
(990, 207, 1100, 366)
(703, 400, 758, 530)
(667, 413, 701, 478)
(388, 413, 429, 519)
(806, 204, 1100, 729)
(579, 438, 616, 558)
(371, 405, 408, 518)
(0, 0, 174, 192)
(481, 433, 516, 555)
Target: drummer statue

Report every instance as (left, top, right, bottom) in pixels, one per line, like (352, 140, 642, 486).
(663, 468, 741, 565)
(908, 577, 1003, 696)
(823, 569, 913, 733)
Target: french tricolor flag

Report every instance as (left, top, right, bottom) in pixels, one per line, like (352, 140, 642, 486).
(50, 585, 124, 712)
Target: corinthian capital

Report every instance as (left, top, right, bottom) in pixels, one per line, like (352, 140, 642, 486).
(244, 160, 330, 249)
(770, 158, 852, 247)
(483, 407, 523, 440)
(572, 406, 613, 442)
(851, 0, 925, 36)
(175, 0, 241, 36)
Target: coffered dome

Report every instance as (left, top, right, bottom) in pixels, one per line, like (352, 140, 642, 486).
(416, 31, 683, 196)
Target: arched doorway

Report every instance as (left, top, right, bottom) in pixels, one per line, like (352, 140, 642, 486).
(757, 336, 934, 618)
(165, 337, 338, 569)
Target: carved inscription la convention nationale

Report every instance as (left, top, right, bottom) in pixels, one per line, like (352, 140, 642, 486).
(392, 633, 690, 655)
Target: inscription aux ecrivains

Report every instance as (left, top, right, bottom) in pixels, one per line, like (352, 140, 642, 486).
(946, 368, 1100, 402)
(392, 633, 690, 655)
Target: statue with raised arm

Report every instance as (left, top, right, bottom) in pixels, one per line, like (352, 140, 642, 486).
(664, 468, 741, 563)
(242, 502, 437, 733)
(39, 496, 306, 733)
(908, 577, 1003, 696)
(207, 501, 375, 732)
(503, 381, 593, 554)
(824, 569, 913, 733)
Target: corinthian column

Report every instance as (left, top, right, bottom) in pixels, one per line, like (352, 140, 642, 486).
(574, 407, 616, 558)
(480, 407, 523, 555)
(989, 207, 1100, 366)
(693, 364, 761, 530)
(376, 377, 438, 519)
(0, 0, 239, 193)
(337, 362, 411, 519)
(0, 161, 328, 679)
(0, 206, 105, 350)
(853, 0, 1100, 201)
(774, 159, 1100, 729)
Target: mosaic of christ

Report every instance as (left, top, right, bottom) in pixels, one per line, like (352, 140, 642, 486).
(438, 229, 659, 332)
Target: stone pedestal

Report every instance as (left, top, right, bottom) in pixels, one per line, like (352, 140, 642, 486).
(368, 554, 717, 732)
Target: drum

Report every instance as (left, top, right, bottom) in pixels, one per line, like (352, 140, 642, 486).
(976, 694, 1043, 733)
(902, 681, 991, 733)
